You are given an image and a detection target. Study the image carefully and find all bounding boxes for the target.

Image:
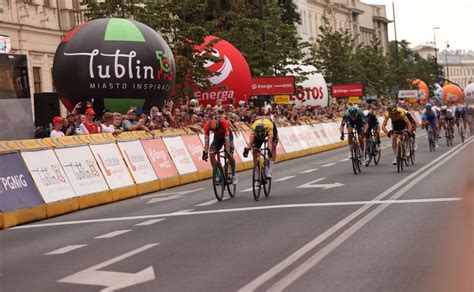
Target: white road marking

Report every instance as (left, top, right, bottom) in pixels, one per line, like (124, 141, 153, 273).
(95, 230, 131, 239)
(134, 219, 166, 226)
(195, 198, 229, 207)
(240, 187, 253, 193)
(240, 138, 472, 292)
(300, 168, 319, 174)
(142, 188, 206, 204)
(297, 178, 344, 190)
(339, 158, 350, 162)
(381, 146, 388, 149)
(321, 163, 336, 167)
(45, 245, 86, 255)
(58, 243, 158, 291)
(173, 209, 194, 213)
(13, 197, 462, 229)
(274, 175, 296, 182)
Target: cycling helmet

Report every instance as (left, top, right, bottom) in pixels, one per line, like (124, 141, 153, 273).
(363, 110, 370, 117)
(208, 118, 220, 130)
(189, 99, 198, 107)
(441, 105, 448, 111)
(387, 103, 397, 112)
(348, 107, 358, 117)
(254, 124, 266, 140)
(425, 103, 433, 110)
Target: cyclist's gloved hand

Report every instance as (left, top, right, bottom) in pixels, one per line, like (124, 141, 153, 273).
(202, 151, 208, 161)
(340, 133, 345, 141)
(387, 130, 392, 138)
(365, 131, 371, 139)
(243, 147, 249, 158)
(267, 149, 272, 159)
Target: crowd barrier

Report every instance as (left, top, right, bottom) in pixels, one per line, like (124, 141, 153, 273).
(0, 113, 419, 229)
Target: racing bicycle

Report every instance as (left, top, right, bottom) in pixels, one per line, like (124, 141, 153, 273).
(212, 150, 236, 201)
(393, 130, 408, 173)
(425, 124, 437, 152)
(364, 129, 381, 167)
(458, 116, 465, 143)
(445, 120, 455, 146)
(343, 130, 362, 175)
(250, 140, 272, 201)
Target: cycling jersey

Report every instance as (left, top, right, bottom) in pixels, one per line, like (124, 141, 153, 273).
(384, 108, 410, 131)
(440, 109, 454, 120)
(422, 109, 438, 128)
(251, 118, 274, 137)
(365, 112, 379, 129)
(204, 118, 231, 140)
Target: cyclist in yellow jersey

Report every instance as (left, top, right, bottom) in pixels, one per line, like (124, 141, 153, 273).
(243, 117, 278, 178)
(382, 103, 412, 165)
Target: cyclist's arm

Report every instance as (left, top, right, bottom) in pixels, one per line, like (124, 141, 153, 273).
(203, 124, 210, 153)
(340, 117, 347, 135)
(223, 121, 231, 154)
(403, 116, 412, 132)
(382, 114, 390, 134)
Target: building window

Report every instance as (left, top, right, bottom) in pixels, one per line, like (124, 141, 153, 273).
(33, 67, 42, 93)
(72, 0, 80, 10)
(44, 0, 50, 7)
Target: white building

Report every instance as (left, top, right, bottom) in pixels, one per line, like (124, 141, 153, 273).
(0, 0, 84, 99)
(294, 0, 391, 54)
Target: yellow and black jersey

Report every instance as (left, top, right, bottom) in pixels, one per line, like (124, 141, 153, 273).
(384, 108, 406, 122)
(251, 118, 274, 137)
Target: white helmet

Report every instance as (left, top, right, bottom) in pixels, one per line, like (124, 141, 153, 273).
(363, 110, 369, 116)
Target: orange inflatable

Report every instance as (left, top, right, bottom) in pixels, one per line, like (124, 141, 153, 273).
(412, 79, 429, 103)
(442, 84, 463, 104)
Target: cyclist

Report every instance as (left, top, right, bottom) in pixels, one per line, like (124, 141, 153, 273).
(421, 103, 439, 148)
(202, 116, 238, 184)
(382, 103, 412, 165)
(363, 108, 381, 148)
(439, 105, 456, 140)
(243, 116, 278, 178)
(340, 106, 368, 164)
(455, 104, 468, 130)
(401, 105, 418, 151)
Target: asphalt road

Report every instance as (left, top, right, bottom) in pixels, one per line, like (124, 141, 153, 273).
(1, 132, 473, 292)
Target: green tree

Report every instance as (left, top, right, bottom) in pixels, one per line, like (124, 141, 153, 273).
(311, 18, 361, 85)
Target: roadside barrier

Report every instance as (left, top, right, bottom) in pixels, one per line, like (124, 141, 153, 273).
(0, 114, 413, 229)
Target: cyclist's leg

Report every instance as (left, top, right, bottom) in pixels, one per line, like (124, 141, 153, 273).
(357, 122, 365, 153)
(253, 138, 264, 165)
(227, 134, 237, 181)
(210, 137, 224, 169)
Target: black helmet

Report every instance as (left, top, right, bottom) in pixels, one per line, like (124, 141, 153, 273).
(348, 107, 358, 117)
(255, 124, 266, 140)
(387, 103, 397, 112)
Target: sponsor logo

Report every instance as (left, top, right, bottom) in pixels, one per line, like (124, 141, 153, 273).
(200, 49, 233, 85)
(0, 174, 28, 192)
(63, 160, 101, 181)
(31, 165, 67, 187)
(147, 149, 167, 162)
(187, 143, 203, 156)
(194, 90, 234, 101)
(291, 87, 324, 101)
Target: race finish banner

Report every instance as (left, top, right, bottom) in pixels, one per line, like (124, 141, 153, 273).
(0, 152, 44, 211)
(117, 140, 158, 184)
(89, 143, 135, 189)
(250, 76, 295, 95)
(21, 149, 76, 203)
(163, 136, 198, 175)
(331, 84, 363, 98)
(141, 138, 178, 179)
(55, 146, 109, 196)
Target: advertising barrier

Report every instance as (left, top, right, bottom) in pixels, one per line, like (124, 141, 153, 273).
(163, 137, 197, 175)
(21, 150, 76, 203)
(233, 131, 252, 162)
(181, 135, 212, 171)
(141, 138, 178, 179)
(315, 124, 331, 146)
(250, 76, 295, 95)
(117, 140, 158, 184)
(55, 146, 109, 196)
(89, 143, 135, 189)
(278, 127, 301, 153)
(0, 152, 44, 211)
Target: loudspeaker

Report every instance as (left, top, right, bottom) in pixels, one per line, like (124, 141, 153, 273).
(34, 92, 60, 127)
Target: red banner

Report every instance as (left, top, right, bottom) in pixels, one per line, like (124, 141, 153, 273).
(331, 84, 363, 97)
(250, 76, 295, 95)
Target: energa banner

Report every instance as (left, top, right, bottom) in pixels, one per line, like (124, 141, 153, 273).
(181, 135, 212, 171)
(54, 146, 109, 196)
(141, 138, 178, 179)
(21, 149, 76, 203)
(163, 136, 197, 174)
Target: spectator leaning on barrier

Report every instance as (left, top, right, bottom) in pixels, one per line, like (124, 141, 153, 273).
(101, 112, 116, 133)
(79, 108, 100, 134)
(50, 116, 65, 138)
(112, 112, 124, 134)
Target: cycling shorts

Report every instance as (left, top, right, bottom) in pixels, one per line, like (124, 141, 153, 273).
(210, 132, 234, 154)
(347, 120, 364, 134)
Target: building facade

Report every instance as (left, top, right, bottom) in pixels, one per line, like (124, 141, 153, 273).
(294, 0, 391, 54)
(0, 0, 84, 112)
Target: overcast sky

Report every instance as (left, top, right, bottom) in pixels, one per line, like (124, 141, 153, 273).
(364, 0, 474, 51)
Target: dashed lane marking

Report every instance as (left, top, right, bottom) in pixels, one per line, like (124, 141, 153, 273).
(321, 163, 336, 167)
(240, 187, 253, 193)
(134, 219, 166, 226)
(45, 245, 87, 255)
(195, 198, 229, 207)
(274, 175, 296, 182)
(300, 168, 319, 174)
(339, 158, 350, 162)
(95, 230, 131, 239)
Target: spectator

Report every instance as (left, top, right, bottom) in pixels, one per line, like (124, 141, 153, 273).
(63, 113, 78, 136)
(101, 112, 116, 133)
(122, 108, 151, 132)
(112, 112, 124, 135)
(50, 116, 65, 138)
(79, 108, 100, 134)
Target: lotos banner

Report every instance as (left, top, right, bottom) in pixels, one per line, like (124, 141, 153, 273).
(163, 137, 197, 174)
(0, 152, 44, 211)
(181, 135, 212, 171)
(55, 146, 109, 196)
(141, 138, 178, 179)
(250, 76, 295, 95)
(194, 36, 252, 106)
(117, 140, 158, 184)
(53, 18, 175, 102)
(89, 143, 135, 189)
(21, 150, 76, 203)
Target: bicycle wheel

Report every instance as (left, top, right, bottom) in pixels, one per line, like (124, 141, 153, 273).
(350, 145, 358, 175)
(263, 159, 271, 198)
(428, 129, 434, 152)
(404, 140, 409, 167)
(225, 162, 236, 198)
(365, 141, 372, 167)
(212, 165, 225, 201)
(355, 144, 362, 173)
(460, 124, 465, 143)
(252, 163, 262, 201)
(374, 142, 381, 165)
(397, 140, 403, 173)
(409, 139, 415, 165)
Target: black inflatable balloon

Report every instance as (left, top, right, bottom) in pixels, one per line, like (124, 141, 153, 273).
(53, 18, 175, 102)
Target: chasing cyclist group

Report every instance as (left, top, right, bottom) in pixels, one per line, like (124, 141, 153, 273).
(201, 103, 473, 184)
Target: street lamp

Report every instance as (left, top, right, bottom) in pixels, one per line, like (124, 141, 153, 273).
(433, 27, 439, 64)
(446, 42, 450, 81)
